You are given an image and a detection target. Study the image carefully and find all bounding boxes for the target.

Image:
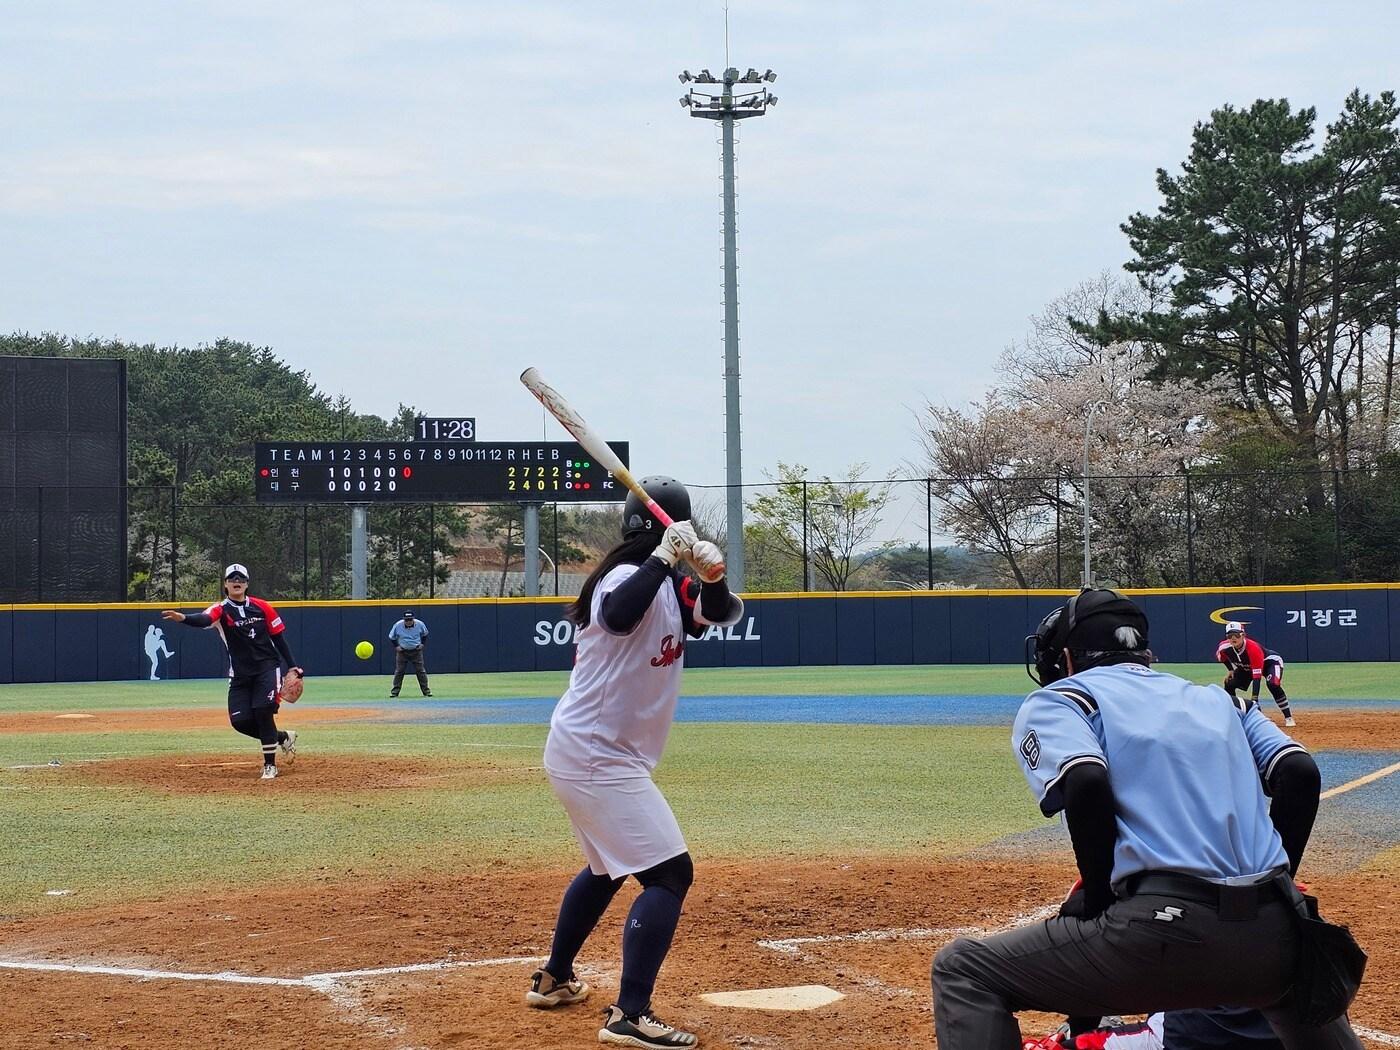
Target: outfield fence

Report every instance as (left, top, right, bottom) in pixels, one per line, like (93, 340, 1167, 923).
(2, 583, 1398, 684)
(4, 466, 1400, 603)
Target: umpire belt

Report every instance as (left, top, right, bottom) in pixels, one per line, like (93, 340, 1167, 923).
(1123, 870, 1290, 921)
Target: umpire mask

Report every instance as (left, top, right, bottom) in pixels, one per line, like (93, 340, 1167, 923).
(1025, 587, 1150, 686)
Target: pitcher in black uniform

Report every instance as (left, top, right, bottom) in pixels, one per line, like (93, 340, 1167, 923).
(162, 563, 304, 780)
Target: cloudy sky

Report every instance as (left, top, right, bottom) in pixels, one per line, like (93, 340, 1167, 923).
(4, 1, 1399, 529)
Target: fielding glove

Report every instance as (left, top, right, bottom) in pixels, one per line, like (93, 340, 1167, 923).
(280, 668, 304, 703)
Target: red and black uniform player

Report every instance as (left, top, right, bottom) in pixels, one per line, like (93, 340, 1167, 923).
(1216, 621, 1295, 725)
(162, 563, 305, 780)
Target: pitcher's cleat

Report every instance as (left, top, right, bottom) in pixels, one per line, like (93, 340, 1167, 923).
(280, 729, 298, 762)
(260, 764, 278, 781)
(525, 968, 590, 1008)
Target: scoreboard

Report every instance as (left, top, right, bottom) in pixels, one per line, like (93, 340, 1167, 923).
(254, 441, 628, 503)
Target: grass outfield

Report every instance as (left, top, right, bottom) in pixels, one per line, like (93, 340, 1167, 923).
(1, 663, 1397, 915)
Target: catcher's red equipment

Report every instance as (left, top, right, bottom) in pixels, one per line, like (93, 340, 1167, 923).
(280, 669, 304, 703)
(1022, 1027, 1070, 1050)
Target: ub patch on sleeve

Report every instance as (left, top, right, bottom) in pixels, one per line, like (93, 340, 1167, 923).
(1019, 729, 1042, 770)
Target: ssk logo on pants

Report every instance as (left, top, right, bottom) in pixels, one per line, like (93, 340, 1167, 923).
(650, 634, 684, 668)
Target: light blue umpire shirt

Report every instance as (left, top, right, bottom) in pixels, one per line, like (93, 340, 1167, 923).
(1012, 661, 1304, 888)
(389, 618, 429, 650)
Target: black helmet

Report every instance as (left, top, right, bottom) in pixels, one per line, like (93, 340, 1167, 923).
(1025, 587, 1150, 685)
(621, 476, 691, 538)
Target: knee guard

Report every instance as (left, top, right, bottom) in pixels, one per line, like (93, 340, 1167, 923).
(635, 851, 693, 902)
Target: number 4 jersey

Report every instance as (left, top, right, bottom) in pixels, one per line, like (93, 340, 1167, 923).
(200, 596, 288, 677)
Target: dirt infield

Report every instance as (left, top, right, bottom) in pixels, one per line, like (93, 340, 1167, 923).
(1, 859, 1395, 1049)
(0, 705, 380, 735)
(3, 704, 1397, 1047)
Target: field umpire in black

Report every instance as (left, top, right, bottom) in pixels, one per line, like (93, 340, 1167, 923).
(932, 588, 1364, 1049)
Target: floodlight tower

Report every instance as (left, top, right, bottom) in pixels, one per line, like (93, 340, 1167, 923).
(679, 66, 777, 593)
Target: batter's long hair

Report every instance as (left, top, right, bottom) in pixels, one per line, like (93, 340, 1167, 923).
(567, 532, 662, 627)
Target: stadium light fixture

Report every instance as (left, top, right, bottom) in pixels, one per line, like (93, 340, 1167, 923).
(676, 61, 779, 594)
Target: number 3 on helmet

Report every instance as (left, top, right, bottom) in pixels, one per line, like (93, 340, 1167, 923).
(620, 476, 692, 538)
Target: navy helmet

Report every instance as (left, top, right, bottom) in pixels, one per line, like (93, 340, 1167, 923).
(621, 476, 691, 538)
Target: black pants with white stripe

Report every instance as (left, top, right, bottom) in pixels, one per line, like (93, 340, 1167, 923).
(932, 874, 1362, 1050)
(228, 667, 282, 765)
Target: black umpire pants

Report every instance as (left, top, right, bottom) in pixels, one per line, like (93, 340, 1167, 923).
(391, 648, 429, 695)
(932, 873, 1362, 1050)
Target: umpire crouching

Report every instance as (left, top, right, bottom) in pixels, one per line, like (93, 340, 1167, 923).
(932, 588, 1364, 1050)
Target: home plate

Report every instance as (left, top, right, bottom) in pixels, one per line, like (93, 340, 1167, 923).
(700, 985, 845, 1011)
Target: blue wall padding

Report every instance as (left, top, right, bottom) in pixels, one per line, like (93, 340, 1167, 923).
(3, 587, 1399, 682)
(798, 598, 838, 666)
(909, 595, 951, 664)
(873, 596, 912, 665)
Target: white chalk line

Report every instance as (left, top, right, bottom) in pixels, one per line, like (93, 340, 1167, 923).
(307, 954, 544, 981)
(0, 959, 304, 986)
(752, 903, 1059, 1003)
(756, 903, 1058, 955)
(1356, 1026, 1400, 1047)
(5, 944, 1398, 1046)
(1321, 760, 1400, 800)
(0, 952, 544, 988)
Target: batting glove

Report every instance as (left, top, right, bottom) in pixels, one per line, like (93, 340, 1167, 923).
(688, 539, 726, 583)
(653, 520, 698, 567)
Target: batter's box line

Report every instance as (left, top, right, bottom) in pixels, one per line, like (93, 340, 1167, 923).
(0, 953, 545, 988)
(1355, 1027, 1400, 1048)
(755, 903, 1058, 955)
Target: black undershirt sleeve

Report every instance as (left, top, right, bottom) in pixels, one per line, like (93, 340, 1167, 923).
(599, 558, 671, 634)
(698, 576, 736, 624)
(1267, 750, 1321, 875)
(271, 630, 298, 670)
(180, 612, 213, 628)
(1059, 762, 1118, 917)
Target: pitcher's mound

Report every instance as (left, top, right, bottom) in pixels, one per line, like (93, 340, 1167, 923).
(69, 754, 539, 794)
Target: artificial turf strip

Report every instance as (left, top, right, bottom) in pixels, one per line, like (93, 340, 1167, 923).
(1, 662, 1398, 714)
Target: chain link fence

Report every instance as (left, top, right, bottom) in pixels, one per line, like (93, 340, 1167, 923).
(6, 468, 1400, 602)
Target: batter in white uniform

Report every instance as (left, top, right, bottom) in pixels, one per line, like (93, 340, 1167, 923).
(524, 476, 742, 1050)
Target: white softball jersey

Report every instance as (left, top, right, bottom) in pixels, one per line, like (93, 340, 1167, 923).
(544, 562, 689, 782)
(544, 561, 697, 876)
